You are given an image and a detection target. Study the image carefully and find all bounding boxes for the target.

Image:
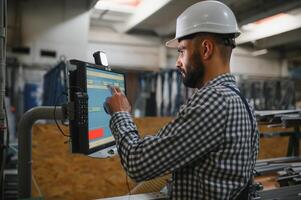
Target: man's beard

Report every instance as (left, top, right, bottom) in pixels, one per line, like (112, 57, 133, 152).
(182, 52, 205, 88)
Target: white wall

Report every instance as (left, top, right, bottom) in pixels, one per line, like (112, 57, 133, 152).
(15, 0, 90, 65)
(88, 27, 163, 70)
(10, 0, 289, 76)
(231, 47, 288, 77)
(11, 0, 164, 70)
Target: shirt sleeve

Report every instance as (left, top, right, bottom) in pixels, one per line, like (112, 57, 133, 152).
(110, 87, 228, 182)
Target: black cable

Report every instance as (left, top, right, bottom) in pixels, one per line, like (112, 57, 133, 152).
(60, 86, 83, 127)
(53, 86, 84, 137)
(126, 174, 131, 196)
(53, 93, 70, 137)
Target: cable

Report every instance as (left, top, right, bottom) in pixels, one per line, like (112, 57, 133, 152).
(126, 173, 131, 200)
(32, 173, 43, 197)
(53, 93, 70, 137)
(58, 86, 82, 127)
(60, 86, 80, 126)
(53, 86, 84, 137)
(60, 118, 69, 126)
(88, 156, 132, 198)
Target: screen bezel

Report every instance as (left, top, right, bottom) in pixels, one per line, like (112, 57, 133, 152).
(68, 60, 126, 155)
(84, 64, 126, 154)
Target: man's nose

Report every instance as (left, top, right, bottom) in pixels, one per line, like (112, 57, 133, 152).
(176, 57, 182, 68)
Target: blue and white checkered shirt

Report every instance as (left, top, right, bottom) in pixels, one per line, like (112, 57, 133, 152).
(110, 73, 259, 199)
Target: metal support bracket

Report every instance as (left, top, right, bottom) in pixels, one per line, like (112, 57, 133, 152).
(18, 106, 65, 198)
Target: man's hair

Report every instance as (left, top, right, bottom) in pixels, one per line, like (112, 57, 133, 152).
(178, 32, 235, 64)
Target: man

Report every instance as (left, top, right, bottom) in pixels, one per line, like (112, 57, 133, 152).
(105, 1, 259, 199)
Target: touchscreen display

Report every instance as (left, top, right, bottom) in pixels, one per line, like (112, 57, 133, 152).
(86, 66, 125, 149)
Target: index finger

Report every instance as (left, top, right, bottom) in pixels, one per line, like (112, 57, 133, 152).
(115, 87, 122, 93)
(107, 85, 119, 95)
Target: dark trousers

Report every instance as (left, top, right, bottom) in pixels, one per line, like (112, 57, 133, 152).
(236, 179, 252, 200)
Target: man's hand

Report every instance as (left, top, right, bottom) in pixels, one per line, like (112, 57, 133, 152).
(104, 86, 131, 115)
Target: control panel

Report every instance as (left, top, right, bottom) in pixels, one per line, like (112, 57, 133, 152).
(74, 92, 88, 125)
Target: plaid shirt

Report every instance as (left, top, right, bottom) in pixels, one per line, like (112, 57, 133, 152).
(110, 73, 259, 200)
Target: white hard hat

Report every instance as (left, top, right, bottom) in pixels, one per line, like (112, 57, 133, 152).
(166, 0, 240, 48)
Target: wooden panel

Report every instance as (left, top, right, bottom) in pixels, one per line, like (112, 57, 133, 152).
(134, 117, 173, 137)
(31, 117, 172, 199)
(32, 124, 131, 199)
(31, 118, 298, 199)
(258, 125, 296, 159)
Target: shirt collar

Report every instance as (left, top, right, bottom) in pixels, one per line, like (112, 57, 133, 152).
(204, 73, 236, 87)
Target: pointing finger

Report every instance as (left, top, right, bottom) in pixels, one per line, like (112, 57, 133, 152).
(115, 87, 122, 93)
(107, 85, 116, 95)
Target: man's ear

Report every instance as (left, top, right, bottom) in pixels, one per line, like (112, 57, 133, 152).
(201, 39, 213, 60)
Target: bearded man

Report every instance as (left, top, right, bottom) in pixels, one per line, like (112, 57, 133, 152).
(105, 1, 259, 199)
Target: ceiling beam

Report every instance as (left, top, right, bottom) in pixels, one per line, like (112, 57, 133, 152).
(115, 0, 173, 33)
(89, 0, 98, 9)
(238, 0, 301, 25)
(254, 28, 301, 49)
(154, 18, 176, 37)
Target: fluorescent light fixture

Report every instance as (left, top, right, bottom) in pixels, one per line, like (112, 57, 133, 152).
(94, 0, 138, 13)
(252, 49, 268, 56)
(237, 11, 301, 44)
(241, 13, 294, 32)
(241, 23, 256, 32)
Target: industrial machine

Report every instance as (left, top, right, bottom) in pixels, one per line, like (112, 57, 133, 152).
(18, 52, 132, 198)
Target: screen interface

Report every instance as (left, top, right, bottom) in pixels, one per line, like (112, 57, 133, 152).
(86, 66, 125, 149)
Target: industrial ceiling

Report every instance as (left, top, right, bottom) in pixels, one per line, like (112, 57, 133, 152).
(7, 0, 301, 61)
(91, 0, 301, 61)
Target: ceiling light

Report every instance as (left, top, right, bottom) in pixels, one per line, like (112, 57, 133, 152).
(94, 1, 135, 13)
(94, 0, 140, 13)
(252, 49, 268, 56)
(237, 9, 301, 44)
(241, 23, 256, 32)
(241, 13, 292, 32)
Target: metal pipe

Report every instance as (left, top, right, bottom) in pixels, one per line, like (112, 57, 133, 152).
(18, 106, 64, 198)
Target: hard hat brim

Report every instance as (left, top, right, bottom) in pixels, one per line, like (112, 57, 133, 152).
(166, 30, 241, 48)
(165, 38, 179, 48)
